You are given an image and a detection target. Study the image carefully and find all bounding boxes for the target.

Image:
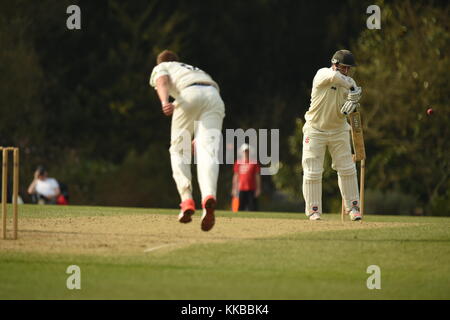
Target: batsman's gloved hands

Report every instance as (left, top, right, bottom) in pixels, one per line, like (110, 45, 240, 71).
(347, 86, 362, 103)
(341, 101, 359, 115)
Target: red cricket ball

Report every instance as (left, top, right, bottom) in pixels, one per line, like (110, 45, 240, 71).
(427, 108, 434, 115)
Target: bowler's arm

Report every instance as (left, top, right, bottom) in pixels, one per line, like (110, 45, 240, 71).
(155, 75, 170, 104)
(155, 75, 174, 116)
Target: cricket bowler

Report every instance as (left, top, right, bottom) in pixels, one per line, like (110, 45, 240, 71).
(149, 50, 225, 231)
(302, 50, 362, 221)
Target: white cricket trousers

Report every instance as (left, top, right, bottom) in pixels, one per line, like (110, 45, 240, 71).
(170, 85, 225, 202)
(302, 124, 360, 216)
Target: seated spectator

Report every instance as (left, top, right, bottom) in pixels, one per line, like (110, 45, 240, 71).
(27, 166, 61, 204)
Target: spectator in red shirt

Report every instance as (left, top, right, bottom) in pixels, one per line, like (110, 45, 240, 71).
(232, 144, 261, 211)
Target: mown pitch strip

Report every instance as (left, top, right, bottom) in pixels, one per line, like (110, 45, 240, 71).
(1, 213, 415, 256)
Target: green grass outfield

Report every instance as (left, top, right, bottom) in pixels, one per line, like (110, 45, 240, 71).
(0, 205, 449, 299)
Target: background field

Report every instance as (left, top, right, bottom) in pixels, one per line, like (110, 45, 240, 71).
(1, 205, 449, 299)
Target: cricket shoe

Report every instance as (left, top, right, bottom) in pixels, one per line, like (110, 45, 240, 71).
(309, 212, 322, 221)
(349, 206, 362, 221)
(178, 198, 195, 223)
(201, 195, 216, 232)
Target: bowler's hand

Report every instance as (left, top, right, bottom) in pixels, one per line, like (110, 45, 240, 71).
(255, 188, 261, 198)
(162, 102, 174, 116)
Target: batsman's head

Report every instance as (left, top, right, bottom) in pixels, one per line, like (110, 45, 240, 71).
(156, 50, 179, 65)
(331, 50, 356, 76)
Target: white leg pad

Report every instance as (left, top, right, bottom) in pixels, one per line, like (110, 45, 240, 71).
(303, 178, 322, 216)
(338, 168, 360, 212)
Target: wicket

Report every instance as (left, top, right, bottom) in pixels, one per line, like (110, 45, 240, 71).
(1, 147, 19, 240)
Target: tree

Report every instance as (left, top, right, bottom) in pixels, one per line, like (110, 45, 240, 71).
(0, 1, 47, 195)
(353, 0, 449, 215)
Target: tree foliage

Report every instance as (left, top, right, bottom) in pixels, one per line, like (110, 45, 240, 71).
(353, 0, 449, 214)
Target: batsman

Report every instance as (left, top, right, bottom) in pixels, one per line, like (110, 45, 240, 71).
(301, 50, 363, 221)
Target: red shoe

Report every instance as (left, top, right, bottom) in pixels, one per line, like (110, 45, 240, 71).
(178, 198, 195, 223)
(201, 195, 216, 231)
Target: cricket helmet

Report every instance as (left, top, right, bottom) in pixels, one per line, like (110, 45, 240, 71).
(331, 50, 357, 67)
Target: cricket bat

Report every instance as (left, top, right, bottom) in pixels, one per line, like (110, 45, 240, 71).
(348, 109, 366, 161)
(348, 106, 366, 219)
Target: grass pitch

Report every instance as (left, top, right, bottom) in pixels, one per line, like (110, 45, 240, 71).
(0, 205, 449, 299)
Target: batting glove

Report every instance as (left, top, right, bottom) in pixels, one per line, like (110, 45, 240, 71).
(347, 86, 362, 103)
(341, 101, 359, 115)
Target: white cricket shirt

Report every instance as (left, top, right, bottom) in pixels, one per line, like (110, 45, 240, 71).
(149, 62, 219, 100)
(305, 67, 356, 132)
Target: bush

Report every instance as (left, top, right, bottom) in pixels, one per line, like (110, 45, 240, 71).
(92, 145, 178, 208)
(364, 188, 418, 215)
